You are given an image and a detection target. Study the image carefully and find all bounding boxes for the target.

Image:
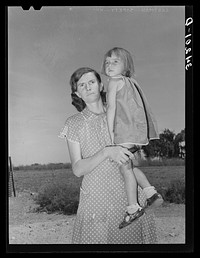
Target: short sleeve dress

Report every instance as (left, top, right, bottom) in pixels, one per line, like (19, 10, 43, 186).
(59, 107, 157, 244)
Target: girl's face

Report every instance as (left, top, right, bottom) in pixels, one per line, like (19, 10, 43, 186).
(104, 53, 125, 77)
(75, 72, 102, 104)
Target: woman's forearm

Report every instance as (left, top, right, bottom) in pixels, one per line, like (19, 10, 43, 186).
(68, 140, 132, 178)
(72, 147, 108, 177)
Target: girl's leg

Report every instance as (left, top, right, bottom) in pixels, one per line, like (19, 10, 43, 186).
(131, 150, 157, 195)
(119, 160, 144, 229)
(133, 167, 151, 189)
(120, 161, 138, 205)
(133, 167, 163, 208)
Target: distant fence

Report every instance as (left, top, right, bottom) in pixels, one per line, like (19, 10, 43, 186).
(8, 156, 16, 197)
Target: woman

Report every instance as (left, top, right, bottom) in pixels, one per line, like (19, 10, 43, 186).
(59, 67, 157, 244)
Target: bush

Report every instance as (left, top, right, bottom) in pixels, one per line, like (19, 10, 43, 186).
(34, 181, 80, 215)
(33, 172, 185, 215)
(157, 179, 185, 204)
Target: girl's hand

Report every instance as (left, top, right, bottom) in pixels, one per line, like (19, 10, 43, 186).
(105, 145, 134, 165)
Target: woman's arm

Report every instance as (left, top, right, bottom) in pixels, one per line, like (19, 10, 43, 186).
(67, 140, 133, 177)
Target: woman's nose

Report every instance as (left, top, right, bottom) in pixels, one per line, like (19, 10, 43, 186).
(86, 83, 91, 90)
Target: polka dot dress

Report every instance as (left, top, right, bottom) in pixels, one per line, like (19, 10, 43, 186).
(59, 107, 157, 244)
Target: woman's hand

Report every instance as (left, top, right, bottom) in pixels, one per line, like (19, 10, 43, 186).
(105, 145, 134, 165)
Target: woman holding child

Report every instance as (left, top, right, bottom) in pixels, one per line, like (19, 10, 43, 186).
(59, 67, 158, 244)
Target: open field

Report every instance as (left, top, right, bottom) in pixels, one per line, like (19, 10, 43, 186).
(9, 166, 186, 245)
(12, 166, 185, 194)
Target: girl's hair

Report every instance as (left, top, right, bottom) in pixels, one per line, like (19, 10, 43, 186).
(70, 67, 106, 112)
(101, 47, 135, 78)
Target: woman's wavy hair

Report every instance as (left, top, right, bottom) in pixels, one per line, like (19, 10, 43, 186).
(70, 67, 106, 112)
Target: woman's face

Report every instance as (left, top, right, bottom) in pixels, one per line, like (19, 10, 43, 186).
(75, 72, 102, 104)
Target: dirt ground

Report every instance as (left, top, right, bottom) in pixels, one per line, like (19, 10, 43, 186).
(8, 192, 185, 245)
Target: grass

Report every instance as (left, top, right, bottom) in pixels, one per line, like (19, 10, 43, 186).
(11, 166, 185, 214)
(12, 169, 82, 193)
(139, 158, 185, 167)
(137, 166, 185, 187)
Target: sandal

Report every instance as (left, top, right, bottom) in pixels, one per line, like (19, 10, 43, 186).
(119, 208, 145, 229)
(146, 193, 163, 208)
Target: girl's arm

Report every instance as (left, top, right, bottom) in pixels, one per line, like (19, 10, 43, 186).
(67, 139, 133, 177)
(106, 79, 118, 144)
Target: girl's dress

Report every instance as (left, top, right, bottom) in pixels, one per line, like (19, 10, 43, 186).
(59, 107, 157, 244)
(113, 76, 159, 145)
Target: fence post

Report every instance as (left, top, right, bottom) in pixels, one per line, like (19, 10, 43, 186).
(8, 156, 16, 197)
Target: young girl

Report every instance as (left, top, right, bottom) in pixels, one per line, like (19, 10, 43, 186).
(101, 47, 163, 229)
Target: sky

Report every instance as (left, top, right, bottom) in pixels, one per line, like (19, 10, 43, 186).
(8, 6, 185, 166)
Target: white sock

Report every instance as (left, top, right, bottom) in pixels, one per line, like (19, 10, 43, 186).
(127, 203, 142, 214)
(143, 186, 157, 199)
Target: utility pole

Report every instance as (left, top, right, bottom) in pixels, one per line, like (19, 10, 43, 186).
(9, 156, 16, 197)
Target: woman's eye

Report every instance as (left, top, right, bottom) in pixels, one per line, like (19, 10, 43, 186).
(88, 80, 95, 85)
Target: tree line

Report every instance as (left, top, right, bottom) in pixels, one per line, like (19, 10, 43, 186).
(13, 162, 72, 171)
(13, 128, 185, 170)
(142, 128, 185, 159)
